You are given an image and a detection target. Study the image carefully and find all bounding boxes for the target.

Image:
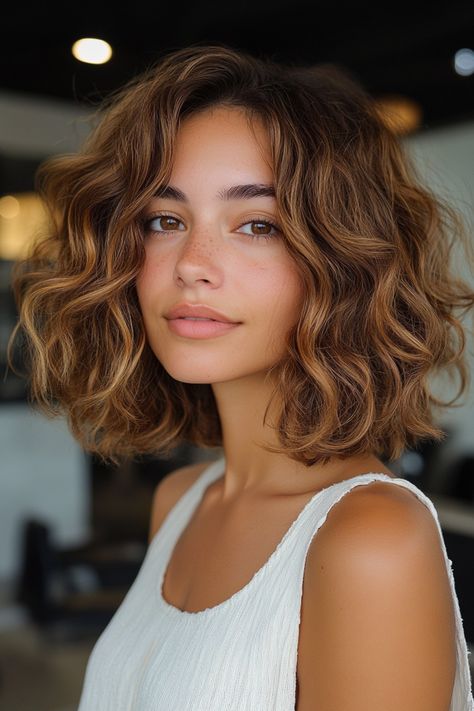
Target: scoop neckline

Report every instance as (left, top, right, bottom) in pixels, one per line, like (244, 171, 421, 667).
(156, 457, 395, 619)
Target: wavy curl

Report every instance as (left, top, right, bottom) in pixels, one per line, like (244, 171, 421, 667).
(7, 43, 474, 467)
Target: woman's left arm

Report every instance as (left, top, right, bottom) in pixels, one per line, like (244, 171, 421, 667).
(296, 483, 457, 711)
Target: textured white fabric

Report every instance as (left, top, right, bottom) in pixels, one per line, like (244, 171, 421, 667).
(78, 456, 474, 710)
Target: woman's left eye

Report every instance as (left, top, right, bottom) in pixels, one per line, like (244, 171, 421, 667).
(237, 218, 280, 240)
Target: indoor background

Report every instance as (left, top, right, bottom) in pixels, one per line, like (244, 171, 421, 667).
(1, 2, 473, 709)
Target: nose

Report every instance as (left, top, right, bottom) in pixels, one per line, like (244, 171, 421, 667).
(173, 228, 221, 287)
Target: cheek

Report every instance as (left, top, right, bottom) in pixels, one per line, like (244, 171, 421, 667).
(265, 264, 304, 324)
(136, 252, 165, 311)
(256, 265, 303, 359)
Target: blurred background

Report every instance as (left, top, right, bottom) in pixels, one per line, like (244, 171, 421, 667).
(1, 3, 473, 709)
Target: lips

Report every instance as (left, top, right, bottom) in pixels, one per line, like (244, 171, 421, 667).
(165, 303, 239, 323)
(166, 316, 240, 339)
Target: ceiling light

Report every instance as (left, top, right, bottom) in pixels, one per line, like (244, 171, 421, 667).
(71, 37, 113, 65)
(454, 48, 474, 77)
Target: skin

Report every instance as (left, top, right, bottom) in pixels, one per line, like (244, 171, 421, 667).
(138, 106, 457, 709)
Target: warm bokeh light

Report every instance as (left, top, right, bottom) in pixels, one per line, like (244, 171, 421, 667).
(0, 192, 48, 260)
(71, 37, 113, 65)
(373, 94, 423, 135)
(0, 195, 21, 220)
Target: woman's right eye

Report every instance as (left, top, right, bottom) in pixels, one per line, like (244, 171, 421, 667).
(144, 214, 185, 233)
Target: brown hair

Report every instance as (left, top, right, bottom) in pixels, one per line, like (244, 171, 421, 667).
(7, 43, 474, 468)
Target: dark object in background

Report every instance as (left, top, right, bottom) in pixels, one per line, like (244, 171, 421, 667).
(15, 517, 145, 641)
(443, 528, 474, 644)
(448, 454, 474, 504)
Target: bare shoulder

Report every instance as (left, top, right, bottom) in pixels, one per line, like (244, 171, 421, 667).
(147, 459, 212, 544)
(297, 479, 457, 711)
(312, 477, 442, 552)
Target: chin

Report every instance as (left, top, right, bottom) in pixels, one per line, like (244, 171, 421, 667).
(169, 374, 215, 385)
(158, 362, 219, 384)
(162, 364, 250, 386)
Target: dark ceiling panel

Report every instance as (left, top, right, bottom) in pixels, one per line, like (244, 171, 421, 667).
(2, 2, 473, 130)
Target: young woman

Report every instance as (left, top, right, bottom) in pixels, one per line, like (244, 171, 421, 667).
(8, 44, 474, 710)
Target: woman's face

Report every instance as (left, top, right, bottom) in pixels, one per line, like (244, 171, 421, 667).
(136, 105, 304, 385)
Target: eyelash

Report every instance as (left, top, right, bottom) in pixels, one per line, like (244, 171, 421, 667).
(141, 212, 281, 241)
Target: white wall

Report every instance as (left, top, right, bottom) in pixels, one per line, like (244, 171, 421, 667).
(0, 403, 91, 581)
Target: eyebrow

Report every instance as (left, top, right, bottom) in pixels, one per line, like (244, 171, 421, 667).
(152, 183, 276, 202)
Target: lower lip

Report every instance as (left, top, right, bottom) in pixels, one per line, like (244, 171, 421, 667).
(166, 318, 241, 339)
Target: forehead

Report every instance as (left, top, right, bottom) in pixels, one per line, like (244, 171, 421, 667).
(172, 106, 272, 175)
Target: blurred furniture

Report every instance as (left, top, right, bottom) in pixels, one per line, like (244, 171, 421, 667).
(14, 517, 146, 641)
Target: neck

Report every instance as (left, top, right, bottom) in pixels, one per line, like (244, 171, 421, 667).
(210, 372, 387, 503)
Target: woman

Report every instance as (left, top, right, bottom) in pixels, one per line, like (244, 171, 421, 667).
(8, 44, 474, 710)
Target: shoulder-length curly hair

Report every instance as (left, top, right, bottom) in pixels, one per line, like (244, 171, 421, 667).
(7, 43, 474, 468)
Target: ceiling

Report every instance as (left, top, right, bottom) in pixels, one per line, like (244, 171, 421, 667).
(2, 2, 474, 131)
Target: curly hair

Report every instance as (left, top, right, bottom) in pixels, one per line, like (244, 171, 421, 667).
(7, 43, 474, 468)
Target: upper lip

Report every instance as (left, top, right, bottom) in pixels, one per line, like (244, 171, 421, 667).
(165, 303, 240, 323)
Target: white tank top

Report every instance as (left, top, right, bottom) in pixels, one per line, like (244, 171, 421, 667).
(77, 456, 473, 710)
